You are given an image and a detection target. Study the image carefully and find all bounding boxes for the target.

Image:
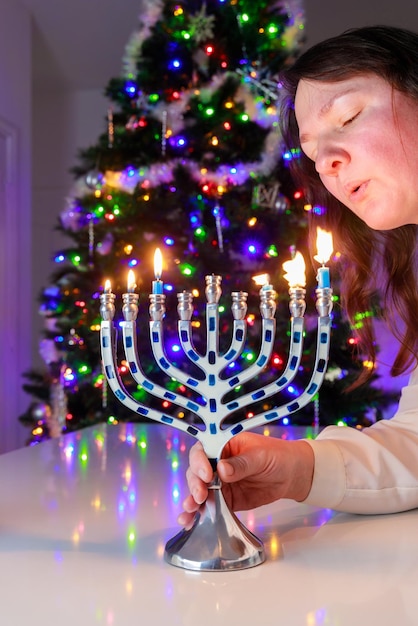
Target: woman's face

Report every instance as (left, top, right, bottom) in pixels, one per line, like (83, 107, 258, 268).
(294, 74, 418, 229)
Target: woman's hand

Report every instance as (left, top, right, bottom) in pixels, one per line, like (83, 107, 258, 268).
(177, 432, 315, 527)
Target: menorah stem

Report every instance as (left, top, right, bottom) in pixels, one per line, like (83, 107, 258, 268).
(164, 472, 265, 571)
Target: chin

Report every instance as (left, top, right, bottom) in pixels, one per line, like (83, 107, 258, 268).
(365, 219, 412, 231)
(356, 207, 411, 231)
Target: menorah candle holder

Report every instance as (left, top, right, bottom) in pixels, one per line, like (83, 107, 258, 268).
(100, 275, 333, 571)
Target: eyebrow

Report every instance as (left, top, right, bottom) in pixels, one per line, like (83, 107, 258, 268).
(299, 87, 357, 145)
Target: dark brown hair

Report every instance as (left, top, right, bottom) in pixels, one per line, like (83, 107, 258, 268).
(280, 26, 418, 381)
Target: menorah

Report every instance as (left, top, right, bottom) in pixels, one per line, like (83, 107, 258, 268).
(99, 244, 333, 572)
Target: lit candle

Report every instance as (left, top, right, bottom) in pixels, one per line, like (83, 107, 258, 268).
(282, 251, 306, 288)
(127, 270, 136, 293)
(314, 228, 333, 289)
(152, 248, 164, 294)
(100, 280, 116, 321)
(252, 273, 272, 290)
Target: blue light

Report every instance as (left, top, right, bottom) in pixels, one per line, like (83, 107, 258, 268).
(248, 244, 258, 255)
(172, 344, 181, 353)
(54, 254, 65, 263)
(283, 148, 301, 161)
(164, 284, 174, 292)
(172, 485, 180, 503)
(282, 417, 289, 425)
(164, 237, 174, 246)
(169, 59, 182, 70)
(128, 259, 138, 267)
(124, 81, 137, 96)
(313, 205, 326, 215)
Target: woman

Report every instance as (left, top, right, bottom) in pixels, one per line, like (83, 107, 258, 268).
(179, 26, 418, 524)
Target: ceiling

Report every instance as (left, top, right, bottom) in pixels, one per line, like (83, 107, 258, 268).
(21, 0, 145, 90)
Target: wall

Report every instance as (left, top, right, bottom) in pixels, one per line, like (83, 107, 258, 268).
(31, 87, 109, 367)
(0, 0, 32, 451)
(305, 0, 418, 46)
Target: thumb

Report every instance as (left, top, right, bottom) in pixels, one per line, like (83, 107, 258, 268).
(217, 454, 253, 483)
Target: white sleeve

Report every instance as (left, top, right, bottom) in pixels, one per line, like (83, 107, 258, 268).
(304, 368, 418, 514)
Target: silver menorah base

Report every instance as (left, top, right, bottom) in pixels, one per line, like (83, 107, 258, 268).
(165, 475, 265, 571)
(100, 273, 333, 571)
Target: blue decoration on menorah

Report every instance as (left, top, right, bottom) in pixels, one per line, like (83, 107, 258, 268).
(100, 274, 333, 571)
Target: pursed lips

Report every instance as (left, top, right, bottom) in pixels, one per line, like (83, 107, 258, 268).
(343, 179, 369, 202)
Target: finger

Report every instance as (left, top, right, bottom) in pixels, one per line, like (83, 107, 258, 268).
(185, 468, 209, 505)
(217, 453, 253, 483)
(189, 441, 213, 482)
(177, 510, 197, 530)
(182, 493, 201, 513)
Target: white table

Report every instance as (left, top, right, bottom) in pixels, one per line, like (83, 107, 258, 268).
(0, 422, 416, 625)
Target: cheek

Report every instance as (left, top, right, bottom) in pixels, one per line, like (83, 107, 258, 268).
(318, 174, 341, 200)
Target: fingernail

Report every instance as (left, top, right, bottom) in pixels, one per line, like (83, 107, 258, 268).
(221, 461, 234, 477)
(193, 488, 203, 504)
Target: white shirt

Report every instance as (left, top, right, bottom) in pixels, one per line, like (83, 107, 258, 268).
(305, 368, 418, 513)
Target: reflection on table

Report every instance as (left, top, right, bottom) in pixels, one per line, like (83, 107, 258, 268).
(0, 422, 416, 626)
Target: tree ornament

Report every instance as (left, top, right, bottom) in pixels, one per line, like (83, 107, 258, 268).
(236, 68, 280, 103)
(48, 362, 68, 438)
(213, 204, 225, 253)
(96, 232, 114, 256)
(253, 182, 280, 208)
(85, 170, 105, 191)
(189, 3, 216, 44)
(88, 218, 95, 267)
(31, 401, 50, 423)
(107, 107, 114, 148)
(60, 201, 83, 232)
(161, 110, 168, 156)
(274, 193, 290, 213)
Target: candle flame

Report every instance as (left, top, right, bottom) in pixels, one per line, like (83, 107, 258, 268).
(127, 270, 136, 292)
(282, 251, 306, 287)
(154, 248, 163, 280)
(252, 273, 270, 287)
(104, 280, 111, 293)
(314, 228, 333, 264)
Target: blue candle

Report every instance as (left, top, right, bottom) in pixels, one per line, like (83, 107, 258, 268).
(314, 228, 333, 289)
(153, 248, 164, 294)
(317, 266, 330, 289)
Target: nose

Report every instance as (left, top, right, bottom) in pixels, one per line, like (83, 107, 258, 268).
(315, 142, 350, 176)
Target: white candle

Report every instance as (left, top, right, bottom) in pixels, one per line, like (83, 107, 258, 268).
(127, 270, 136, 293)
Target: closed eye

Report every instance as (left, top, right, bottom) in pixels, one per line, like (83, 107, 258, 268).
(342, 111, 360, 126)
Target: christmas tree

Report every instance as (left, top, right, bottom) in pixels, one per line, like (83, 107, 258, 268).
(20, 0, 398, 443)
